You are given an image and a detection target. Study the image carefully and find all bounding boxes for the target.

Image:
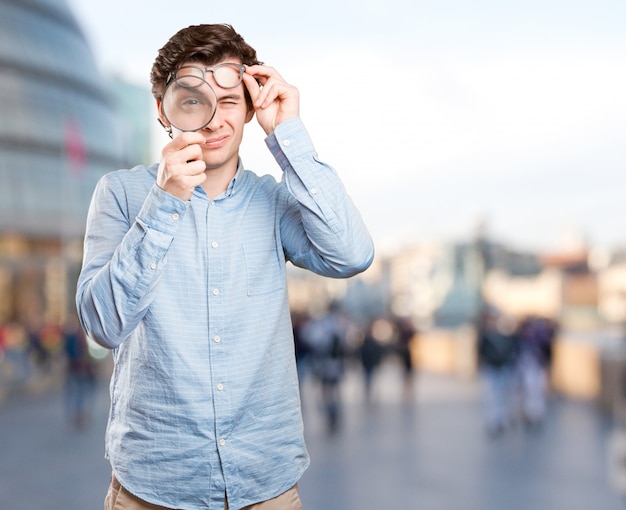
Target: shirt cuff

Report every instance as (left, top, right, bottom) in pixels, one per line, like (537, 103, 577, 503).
(136, 184, 189, 236)
(265, 117, 317, 169)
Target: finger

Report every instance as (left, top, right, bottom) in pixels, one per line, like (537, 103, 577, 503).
(167, 131, 206, 151)
(245, 64, 284, 83)
(162, 133, 205, 165)
(254, 80, 297, 110)
(244, 65, 287, 106)
(242, 72, 262, 104)
(254, 82, 276, 109)
(183, 159, 207, 177)
(178, 144, 205, 168)
(243, 64, 268, 86)
(244, 75, 272, 110)
(161, 142, 204, 175)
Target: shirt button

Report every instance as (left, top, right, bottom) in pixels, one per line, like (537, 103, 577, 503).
(219, 439, 226, 446)
(211, 241, 219, 248)
(150, 262, 156, 270)
(310, 188, 318, 195)
(172, 213, 180, 220)
(212, 288, 220, 296)
(217, 383, 224, 391)
(214, 335, 221, 343)
(283, 139, 291, 147)
(210, 200, 216, 206)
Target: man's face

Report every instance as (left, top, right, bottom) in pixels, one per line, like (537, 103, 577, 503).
(157, 58, 254, 172)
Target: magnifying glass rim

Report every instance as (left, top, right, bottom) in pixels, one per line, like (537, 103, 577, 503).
(161, 78, 218, 132)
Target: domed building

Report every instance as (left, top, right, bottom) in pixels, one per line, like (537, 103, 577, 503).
(0, 0, 130, 330)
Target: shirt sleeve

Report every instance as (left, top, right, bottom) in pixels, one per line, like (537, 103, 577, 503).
(75, 173, 188, 348)
(266, 117, 375, 278)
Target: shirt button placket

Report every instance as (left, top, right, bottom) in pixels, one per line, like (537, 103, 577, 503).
(207, 199, 228, 455)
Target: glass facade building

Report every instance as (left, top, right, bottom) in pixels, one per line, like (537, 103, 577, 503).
(0, 0, 131, 327)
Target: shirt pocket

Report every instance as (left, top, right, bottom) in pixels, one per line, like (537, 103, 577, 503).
(243, 244, 285, 296)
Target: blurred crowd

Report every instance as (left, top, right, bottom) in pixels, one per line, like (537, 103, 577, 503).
(476, 305, 558, 437)
(292, 302, 418, 435)
(0, 315, 98, 428)
(292, 300, 559, 438)
(0, 300, 560, 438)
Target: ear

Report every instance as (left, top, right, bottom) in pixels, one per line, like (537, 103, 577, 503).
(156, 99, 170, 128)
(245, 106, 255, 124)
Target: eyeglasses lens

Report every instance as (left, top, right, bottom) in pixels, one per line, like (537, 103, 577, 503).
(174, 68, 206, 88)
(212, 65, 242, 88)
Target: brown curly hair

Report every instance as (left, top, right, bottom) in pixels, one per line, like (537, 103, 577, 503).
(150, 24, 262, 104)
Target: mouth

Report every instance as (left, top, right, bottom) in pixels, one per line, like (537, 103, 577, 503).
(203, 135, 228, 149)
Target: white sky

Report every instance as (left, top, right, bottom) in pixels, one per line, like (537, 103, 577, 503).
(67, 0, 626, 255)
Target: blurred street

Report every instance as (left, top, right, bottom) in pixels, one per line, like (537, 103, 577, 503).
(1, 360, 624, 510)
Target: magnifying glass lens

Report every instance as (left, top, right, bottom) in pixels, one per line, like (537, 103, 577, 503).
(162, 76, 217, 132)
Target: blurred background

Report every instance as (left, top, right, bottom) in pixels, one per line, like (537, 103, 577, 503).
(1, 0, 626, 508)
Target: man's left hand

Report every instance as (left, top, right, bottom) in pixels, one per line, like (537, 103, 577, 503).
(242, 65, 300, 135)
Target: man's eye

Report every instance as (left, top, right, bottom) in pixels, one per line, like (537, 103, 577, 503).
(182, 98, 201, 106)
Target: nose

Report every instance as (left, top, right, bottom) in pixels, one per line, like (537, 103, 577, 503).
(204, 108, 224, 131)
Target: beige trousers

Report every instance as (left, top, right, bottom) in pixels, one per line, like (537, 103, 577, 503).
(104, 474, 303, 510)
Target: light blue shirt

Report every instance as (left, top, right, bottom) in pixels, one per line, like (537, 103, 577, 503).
(76, 117, 374, 510)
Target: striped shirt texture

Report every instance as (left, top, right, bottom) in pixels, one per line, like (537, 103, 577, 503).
(76, 117, 374, 509)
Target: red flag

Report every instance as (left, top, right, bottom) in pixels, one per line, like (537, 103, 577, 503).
(64, 118, 87, 177)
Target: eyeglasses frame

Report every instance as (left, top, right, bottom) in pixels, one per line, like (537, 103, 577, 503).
(166, 63, 246, 89)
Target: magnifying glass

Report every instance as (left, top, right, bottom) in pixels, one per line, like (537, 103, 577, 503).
(161, 74, 218, 132)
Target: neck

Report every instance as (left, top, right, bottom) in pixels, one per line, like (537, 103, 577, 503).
(201, 164, 237, 199)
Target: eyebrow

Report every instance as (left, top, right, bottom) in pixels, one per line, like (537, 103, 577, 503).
(218, 93, 244, 101)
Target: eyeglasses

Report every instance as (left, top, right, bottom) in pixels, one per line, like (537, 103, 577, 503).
(167, 63, 246, 90)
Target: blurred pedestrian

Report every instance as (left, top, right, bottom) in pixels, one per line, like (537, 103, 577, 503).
(75, 23, 373, 510)
(25, 319, 49, 371)
(62, 316, 96, 429)
(477, 306, 520, 437)
(292, 310, 313, 400)
(303, 302, 352, 434)
(359, 319, 386, 403)
(394, 315, 417, 398)
(0, 322, 31, 383)
(515, 315, 557, 429)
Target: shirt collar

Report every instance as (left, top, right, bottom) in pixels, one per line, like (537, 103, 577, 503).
(226, 160, 244, 198)
(194, 159, 243, 200)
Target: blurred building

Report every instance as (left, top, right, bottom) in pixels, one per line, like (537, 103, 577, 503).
(108, 77, 155, 167)
(0, 0, 145, 327)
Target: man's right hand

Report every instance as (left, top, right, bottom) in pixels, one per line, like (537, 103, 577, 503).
(156, 132, 207, 201)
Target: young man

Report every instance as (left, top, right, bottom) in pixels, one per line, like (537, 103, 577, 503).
(76, 24, 374, 510)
